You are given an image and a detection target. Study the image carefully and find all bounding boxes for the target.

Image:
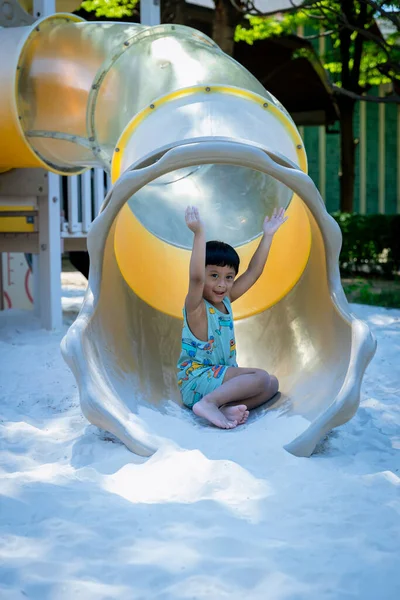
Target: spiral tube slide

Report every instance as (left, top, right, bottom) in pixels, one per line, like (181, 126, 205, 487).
(0, 14, 376, 456)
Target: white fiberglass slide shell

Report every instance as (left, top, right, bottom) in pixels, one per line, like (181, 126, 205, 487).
(0, 15, 375, 456)
(61, 140, 376, 458)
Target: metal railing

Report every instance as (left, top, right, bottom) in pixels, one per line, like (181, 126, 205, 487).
(61, 169, 111, 237)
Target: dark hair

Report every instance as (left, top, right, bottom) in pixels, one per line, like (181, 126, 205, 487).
(206, 241, 240, 275)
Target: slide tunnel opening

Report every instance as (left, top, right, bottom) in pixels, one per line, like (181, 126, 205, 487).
(129, 163, 293, 248)
(113, 162, 312, 321)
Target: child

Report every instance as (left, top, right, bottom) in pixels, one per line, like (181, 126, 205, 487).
(177, 205, 288, 429)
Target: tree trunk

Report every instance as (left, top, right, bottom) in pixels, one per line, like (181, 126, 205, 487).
(337, 96, 356, 213)
(162, 0, 186, 25)
(212, 0, 242, 56)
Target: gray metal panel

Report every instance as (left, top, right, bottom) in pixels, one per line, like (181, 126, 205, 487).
(0, 168, 48, 197)
(63, 237, 88, 252)
(0, 232, 39, 253)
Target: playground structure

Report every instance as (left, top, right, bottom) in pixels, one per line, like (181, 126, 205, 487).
(0, 0, 118, 324)
(0, 2, 376, 457)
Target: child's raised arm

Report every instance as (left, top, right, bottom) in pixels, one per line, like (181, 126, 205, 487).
(231, 207, 288, 302)
(185, 206, 206, 313)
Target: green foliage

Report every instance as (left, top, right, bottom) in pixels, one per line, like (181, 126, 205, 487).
(335, 212, 400, 307)
(235, 10, 308, 45)
(81, 0, 138, 19)
(342, 278, 400, 308)
(235, 1, 400, 90)
(331, 212, 400, 277)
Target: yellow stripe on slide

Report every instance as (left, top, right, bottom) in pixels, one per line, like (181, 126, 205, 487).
(111, 85, 307, 181)
(114, 194, 311, 320)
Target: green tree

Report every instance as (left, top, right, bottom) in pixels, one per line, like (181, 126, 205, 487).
(77, 0, 399, 211)
(236, 0, 400, 212)
(80, 0, 138, 19)
(212, 0, 245, 55)
(79, 0, 243, 52)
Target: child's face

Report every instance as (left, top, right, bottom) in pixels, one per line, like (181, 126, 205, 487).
(203, 265, 236, 304)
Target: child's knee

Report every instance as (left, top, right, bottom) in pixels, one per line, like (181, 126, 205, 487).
(255, 370, 279, 395)
(254, 369, 271, 393)
(269, 374, 279, 396)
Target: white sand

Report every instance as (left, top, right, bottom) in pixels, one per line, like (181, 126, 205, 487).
(0, 275, 399, 600)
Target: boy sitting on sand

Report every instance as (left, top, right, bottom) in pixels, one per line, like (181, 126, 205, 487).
(177, 205, 288, 429)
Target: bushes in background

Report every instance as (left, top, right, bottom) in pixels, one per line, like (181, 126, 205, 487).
(331, 213, 400, 278)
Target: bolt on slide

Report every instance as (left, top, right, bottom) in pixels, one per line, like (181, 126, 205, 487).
(0, 13, 376, 456)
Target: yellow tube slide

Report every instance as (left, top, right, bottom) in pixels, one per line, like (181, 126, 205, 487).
(0, 14, 310, 315)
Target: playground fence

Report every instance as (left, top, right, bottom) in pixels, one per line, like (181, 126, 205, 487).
(61, 169, 111, 238)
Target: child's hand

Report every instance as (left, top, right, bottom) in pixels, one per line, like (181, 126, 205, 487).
(185, 205, 203, 234)
(263, 207, 288, 236)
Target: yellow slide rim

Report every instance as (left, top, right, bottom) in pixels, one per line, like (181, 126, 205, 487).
(111, 85, 307, 183)
(10, 13, 86, 175)
(112, 86, 310, 319)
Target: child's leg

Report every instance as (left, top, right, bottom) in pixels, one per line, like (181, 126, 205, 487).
(193, 368, 279, 428)
(223, 371, 279, 410)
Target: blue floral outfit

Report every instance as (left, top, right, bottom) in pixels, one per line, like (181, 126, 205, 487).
(177, 297, 238, 408)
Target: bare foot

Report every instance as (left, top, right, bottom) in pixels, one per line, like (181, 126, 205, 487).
(193, 398, 237, 429)
(221, 405, 249, 425)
